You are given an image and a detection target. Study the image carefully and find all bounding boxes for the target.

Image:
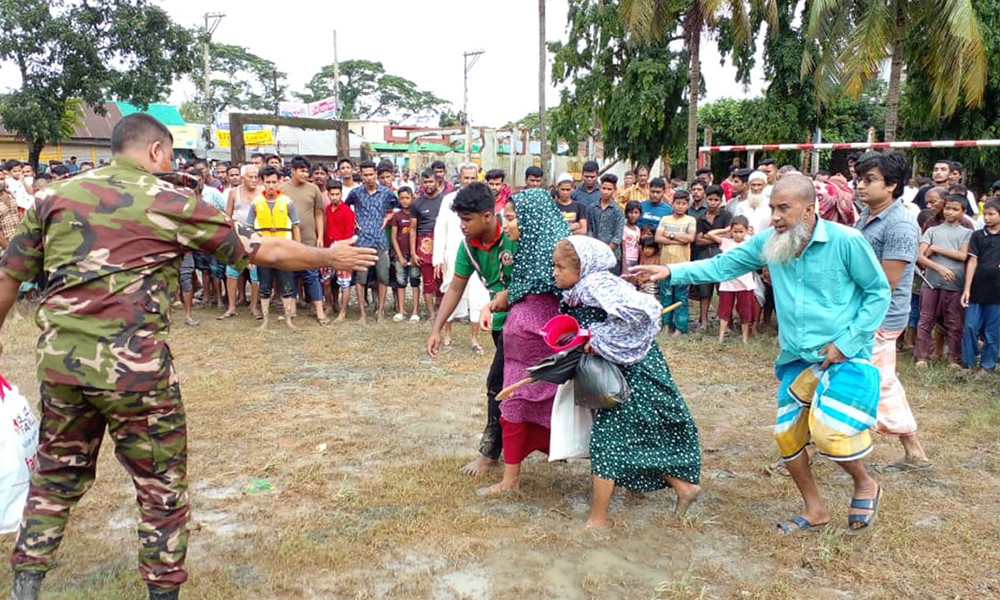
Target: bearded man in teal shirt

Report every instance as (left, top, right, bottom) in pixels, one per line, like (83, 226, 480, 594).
(634, 175, 891, 536)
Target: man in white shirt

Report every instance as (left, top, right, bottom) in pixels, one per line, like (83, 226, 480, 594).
(433, 163, 490, 352)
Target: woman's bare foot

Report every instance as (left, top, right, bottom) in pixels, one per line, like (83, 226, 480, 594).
(460, 456, 500, 476)
(585, 516, 607, 528)
(476, 479, 520, 497)
(674, 484, 701, 517)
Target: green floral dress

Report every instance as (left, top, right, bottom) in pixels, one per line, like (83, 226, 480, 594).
(566, 305, 702, 491)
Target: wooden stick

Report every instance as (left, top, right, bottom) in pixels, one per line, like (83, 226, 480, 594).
(497, 376, 536, 400)
(661, 301, 683, 314)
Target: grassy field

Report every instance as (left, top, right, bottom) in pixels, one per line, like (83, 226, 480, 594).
(1, 302, 999, 600)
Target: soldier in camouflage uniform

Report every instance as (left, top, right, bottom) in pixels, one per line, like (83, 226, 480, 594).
(0, 114, 377, 600)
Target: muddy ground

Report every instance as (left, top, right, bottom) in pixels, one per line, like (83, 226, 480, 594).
(1, 307, 998, 599)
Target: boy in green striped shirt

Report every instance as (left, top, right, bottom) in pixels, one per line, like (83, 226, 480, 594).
(427, 182, 518, 475)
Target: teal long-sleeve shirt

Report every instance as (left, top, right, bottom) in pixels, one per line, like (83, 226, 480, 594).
(670, 218, 890, 366)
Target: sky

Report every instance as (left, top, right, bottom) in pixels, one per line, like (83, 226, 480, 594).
(0, 0, 761, 128)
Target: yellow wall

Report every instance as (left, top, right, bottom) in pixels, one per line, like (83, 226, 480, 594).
(0, 139, 107, 164)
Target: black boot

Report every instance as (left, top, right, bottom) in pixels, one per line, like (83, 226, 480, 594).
(148, 585, 179, 600)
(8, 570, 43, 600)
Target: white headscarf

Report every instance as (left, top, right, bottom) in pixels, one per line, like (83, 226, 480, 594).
(562, 235, 661, 364)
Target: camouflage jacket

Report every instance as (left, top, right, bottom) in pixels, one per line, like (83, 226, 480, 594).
(0, 157, 262, 391)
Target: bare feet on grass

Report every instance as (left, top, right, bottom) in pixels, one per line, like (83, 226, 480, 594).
(477, 479, 520, 497)
(460, 456, 500, 476)
(664, 476, 701, 517)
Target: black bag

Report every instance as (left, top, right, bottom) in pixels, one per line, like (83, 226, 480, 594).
(573, 353, 631, 410)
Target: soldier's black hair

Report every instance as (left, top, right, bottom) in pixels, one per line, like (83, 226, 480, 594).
(110, 113, 172, 154)
(452, 182, 494, 215)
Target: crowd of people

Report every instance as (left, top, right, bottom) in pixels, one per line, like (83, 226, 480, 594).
(4, 122, 1000, 600)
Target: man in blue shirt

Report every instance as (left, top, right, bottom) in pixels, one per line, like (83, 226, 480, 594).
(634, 175, 891, 536)
(636, 177, 673, 230)
(346, 160, 399, 322)
(571, 160, 601, 210)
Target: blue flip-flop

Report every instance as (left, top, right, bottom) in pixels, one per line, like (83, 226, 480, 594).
(776, 515, 829, 535)
(847, 485, 882, 535)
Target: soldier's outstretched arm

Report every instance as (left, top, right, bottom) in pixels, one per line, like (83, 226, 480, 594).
(253, 235, 377, 273)
(0, 271, 22, 357)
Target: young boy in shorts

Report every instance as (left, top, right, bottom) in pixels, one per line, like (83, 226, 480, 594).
(323, 179, 357, 322)
(390, 187, 421, 321)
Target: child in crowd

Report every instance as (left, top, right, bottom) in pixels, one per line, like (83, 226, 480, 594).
(691, 185, 732, 329)
(655, 191, 696, 334)
(427, 182, 518, 475)
(915, 194, 971, 366)
(635, 237, 661, 297)
(639, 224, 656, 243)
(961, 199, 1000, 372)
(621, 201, 642, 274)
(711, 216, 755, 343)
(390, 187, 421, 322)
(323, 179, 357, 322)
(553, 236, 701, 527)
(555, 173, 588, 234)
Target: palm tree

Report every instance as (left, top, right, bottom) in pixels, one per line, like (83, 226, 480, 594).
(620, 0, 776, 180)
(802, 0, 987, 142)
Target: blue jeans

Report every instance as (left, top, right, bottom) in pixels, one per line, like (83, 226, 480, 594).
(962, 302, 1000, 370)
(297, 269, 323, 302)
(907, 293, 920, 328)
(258, 268, 295, 299)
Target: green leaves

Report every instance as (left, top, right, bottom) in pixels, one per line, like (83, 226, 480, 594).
(194, 43, 287, 114)
(0, 0, 196, 167)
(296, 60, 447, 122)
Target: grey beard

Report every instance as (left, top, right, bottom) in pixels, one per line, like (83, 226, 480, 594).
(762, 221, 811, 264)
(747, 193, 765, 209)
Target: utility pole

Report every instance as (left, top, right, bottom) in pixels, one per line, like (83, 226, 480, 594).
(272, 69, 280, 116)
(463, 50, 484, 164)
(538, 0, 549, 185)
(202, 12, 225, 151)
(333, 30, 340, 117)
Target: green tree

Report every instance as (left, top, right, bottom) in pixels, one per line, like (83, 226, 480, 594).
(0, 0, 196, 169)
(550, 0, 691, 169)
(620, 0, 777, 179)
(898, 0, 1000, 180)
(802, 0, 987, 142)
(297, 60, 449, 122)
(192, 43, 287, 116)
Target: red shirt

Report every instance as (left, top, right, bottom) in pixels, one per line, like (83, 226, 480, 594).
(324, 202, 356, 247)
(721, 179, 734, 202)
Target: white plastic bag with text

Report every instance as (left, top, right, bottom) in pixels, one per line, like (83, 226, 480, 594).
(0, 374, 39, 534)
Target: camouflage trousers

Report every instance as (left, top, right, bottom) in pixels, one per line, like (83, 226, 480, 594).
(10, 382, 190, 590)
